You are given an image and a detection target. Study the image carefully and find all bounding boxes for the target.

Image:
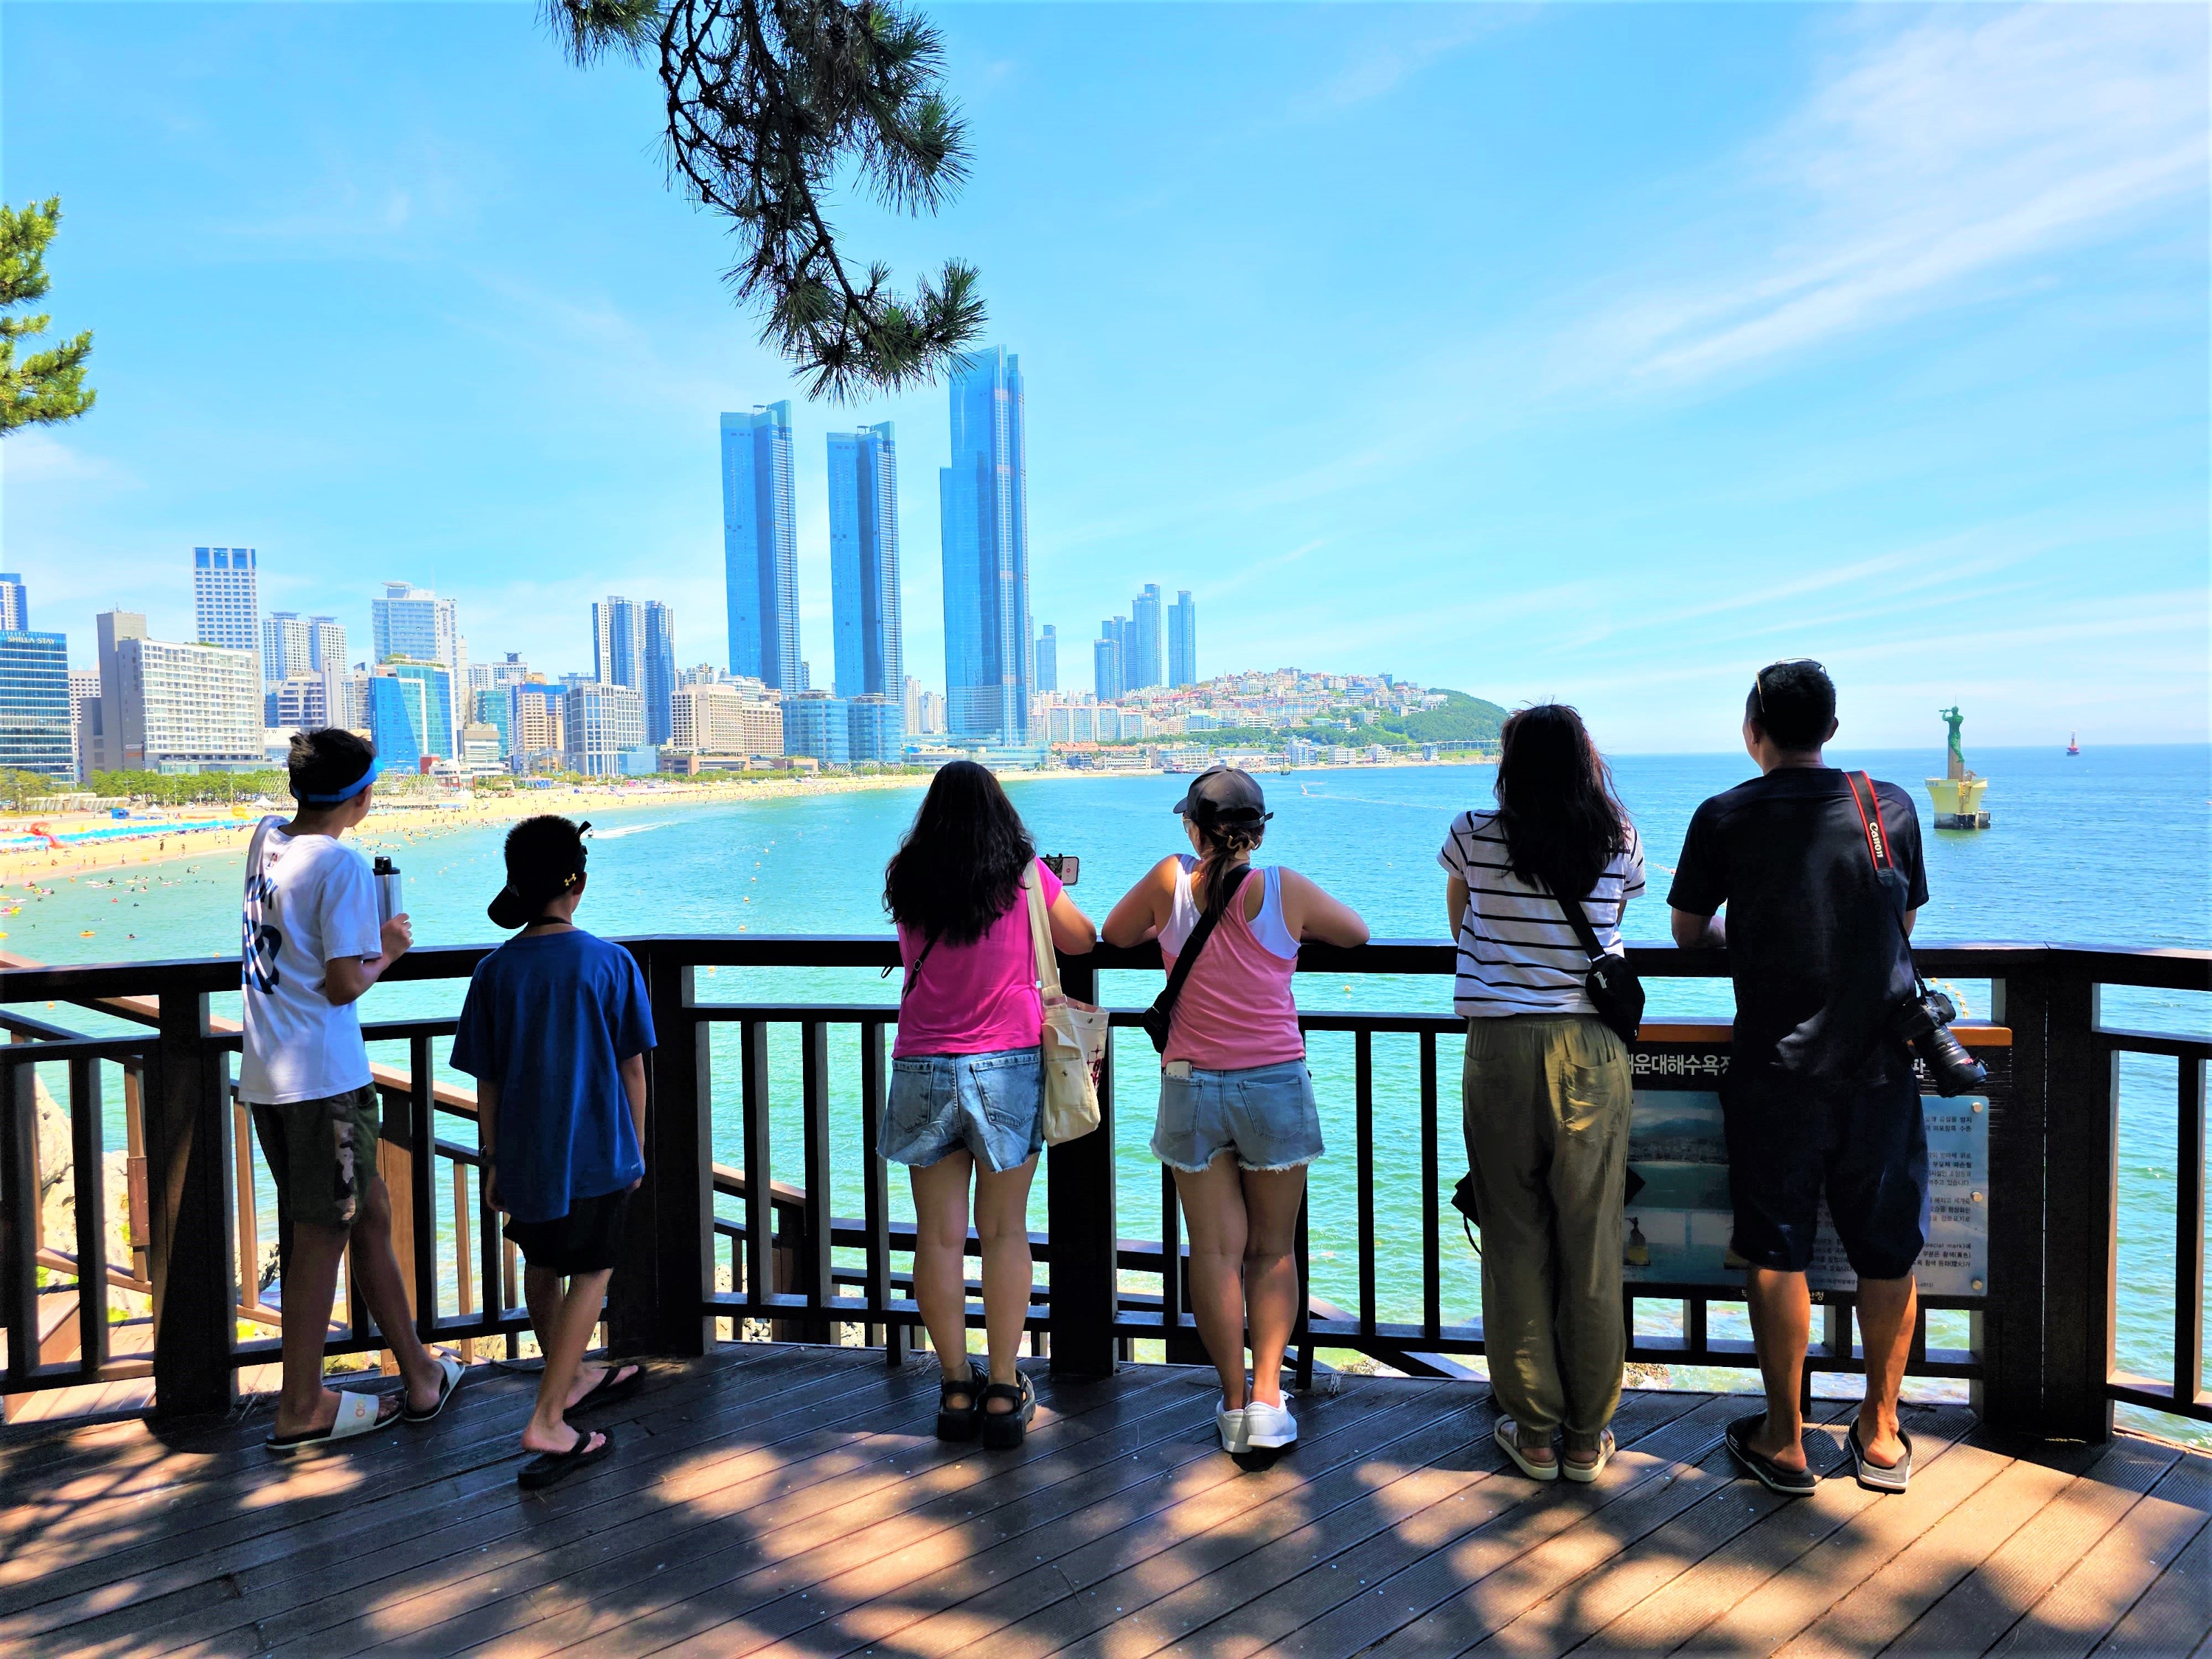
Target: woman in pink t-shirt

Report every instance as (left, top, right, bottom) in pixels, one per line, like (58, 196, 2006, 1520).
(883, 762, 1096, 1448)
(1104, 767, 1368, 1456)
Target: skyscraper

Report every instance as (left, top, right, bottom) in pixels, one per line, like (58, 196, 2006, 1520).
(828, 422, 904, 709)
(591, 597, 676, 745)
(939, 347, 1032, 743)
(722, 403, 800, 692)
(384, 660, 456, 759)
(1128, 585, 1164, 691)
(1094, 630, 1123, 703)
(193, 546, 259, 653)
(1168, 591, 1198, 688)
(563, 681, 646, 776)
(262, 612, 312, 685)
(366, 672, 425, 776)
(69, 669, 99, 782)
(1035, 625, 1058, 693)
(372, 582, 463, 749)
(307, 616, 347, 674)
(0, 574, 27, 631)
(0, 629, 74, 780)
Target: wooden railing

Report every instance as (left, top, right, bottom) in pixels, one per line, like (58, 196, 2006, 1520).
(1, 938, 2204, 1444)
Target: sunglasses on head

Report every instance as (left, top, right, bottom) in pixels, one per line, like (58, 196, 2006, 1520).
(1753, 659, 1825, 716)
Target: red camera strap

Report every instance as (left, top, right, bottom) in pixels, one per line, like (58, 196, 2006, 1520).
(1844, 771, 1893, 874)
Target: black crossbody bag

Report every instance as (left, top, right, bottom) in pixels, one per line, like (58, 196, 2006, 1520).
(1141, 863, 1253, 1054)
(1551, 882, 1645, 1046)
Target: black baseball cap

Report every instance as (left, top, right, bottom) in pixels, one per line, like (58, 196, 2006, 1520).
(1170, 765, 1270, 827)
(488, 816, 591, 929)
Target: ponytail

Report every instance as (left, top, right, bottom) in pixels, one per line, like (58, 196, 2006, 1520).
(1196, 819, 1265, 914)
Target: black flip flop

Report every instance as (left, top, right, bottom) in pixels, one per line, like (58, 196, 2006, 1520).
(569, 1362, 646, 1413)
(1725, 1413, 1819, 1496)
(517, 1427, 613, 1490)
(1848, 1420, 1913, 1493)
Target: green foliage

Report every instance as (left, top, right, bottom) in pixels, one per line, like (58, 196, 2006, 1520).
(0, 768, 67, 807)
(1372, 690, 1509, 748)
(88, 769, 287, 806)
(0, 198, 95, 434)
(549, 0, 984, 400)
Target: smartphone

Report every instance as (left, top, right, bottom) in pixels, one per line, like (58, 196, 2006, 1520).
(1042, 853, 1080, 886)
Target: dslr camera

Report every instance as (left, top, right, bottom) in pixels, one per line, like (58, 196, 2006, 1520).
(1892, 984, 1987, 1096)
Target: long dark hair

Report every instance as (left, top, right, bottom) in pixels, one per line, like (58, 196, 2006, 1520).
(883, 760, 1036, 945)
(1492, 704, 1630, 902)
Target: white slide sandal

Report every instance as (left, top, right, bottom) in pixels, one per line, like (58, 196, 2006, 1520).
(265, 1388, 390, 1456)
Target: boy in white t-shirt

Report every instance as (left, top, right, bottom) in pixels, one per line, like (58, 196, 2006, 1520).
(242, 728, 462, 1453)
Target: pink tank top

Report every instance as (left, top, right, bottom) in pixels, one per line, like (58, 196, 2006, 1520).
(1158, 860, 1306, 1071)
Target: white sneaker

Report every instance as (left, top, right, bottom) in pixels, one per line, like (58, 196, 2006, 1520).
(1216, 1403, 1249, 1453)
(1243, 1397, 1298, 1449)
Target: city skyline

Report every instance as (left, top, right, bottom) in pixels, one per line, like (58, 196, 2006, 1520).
(5, 4, 2205, 748)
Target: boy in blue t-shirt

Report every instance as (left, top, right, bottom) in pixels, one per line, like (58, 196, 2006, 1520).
(452, 816, 655, 1489)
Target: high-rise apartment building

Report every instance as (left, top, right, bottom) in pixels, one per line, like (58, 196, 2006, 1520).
(0, 574, 27, 632)
(308, 616, 347, 673)
(265, 676, 328, 731)
(563, 681, 646, 776)
(0, 629, 74, 780)
(262, 612, 312, 686)
(939, 347, 1032, 743)
(1036, 625, 1060, 694)
(69, 669, 100, 782)
(591, 597, 676, 745)
(509, 683, 565, 768)
(192, 546, 259, 653)
(1127, 585, 1164, 692)
(1094, 630, 1123, 703)
(95, 610, 260, 772)
(1168, 591, 1198, 688)
(471, 687, 511, 755)
(828, 422, 904, 714)
(722, 403, 801, 692)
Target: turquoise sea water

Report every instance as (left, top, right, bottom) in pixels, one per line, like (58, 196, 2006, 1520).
(7, 745, 2207, 1431)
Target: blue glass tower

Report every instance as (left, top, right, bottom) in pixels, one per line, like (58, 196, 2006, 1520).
(721, 405, 801, 692)
(828, 422, 904, 710)
(385, 660, 453, 759)
(0, 631, 73, 780)
(593, 596, 677, 746)
(939, 348, 1032, 742)
(367, 675, 425, 776)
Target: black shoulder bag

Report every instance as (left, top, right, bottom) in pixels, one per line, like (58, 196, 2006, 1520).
(1140, 863, 1253, 1054)
(1551, 882, 1645, 1045)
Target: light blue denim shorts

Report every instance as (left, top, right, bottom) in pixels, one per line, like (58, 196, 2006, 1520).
(883, 1048, 1045, 1174)
(1150, 1058, 1324, 1174)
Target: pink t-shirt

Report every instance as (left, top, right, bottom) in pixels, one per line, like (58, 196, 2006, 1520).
(893, 858, 1064, 1057)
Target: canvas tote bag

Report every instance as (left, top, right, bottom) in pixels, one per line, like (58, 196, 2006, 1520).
(1026, 864, 1109, 1144)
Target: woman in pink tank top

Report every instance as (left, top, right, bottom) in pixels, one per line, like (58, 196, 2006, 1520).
(1104, 767, 1368, 1455)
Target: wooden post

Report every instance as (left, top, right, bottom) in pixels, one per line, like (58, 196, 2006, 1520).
(861, 1020, 903, 1366)
(72, 1057, 110, 1376)
(403, 1036, 437, 1335)
(798, 1021, 833, 1345)
(2039, 972, 2116, 1442)
(148, 989, 236, 1418)
(1, 1055, 37, 1393)
(1978, 970, 2045, 1436)
(612, 945, 713, 1358)
(1048, 953, 1117, 1379)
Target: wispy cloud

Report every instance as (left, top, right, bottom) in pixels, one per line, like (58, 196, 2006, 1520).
(1571, 4, 2207, 389)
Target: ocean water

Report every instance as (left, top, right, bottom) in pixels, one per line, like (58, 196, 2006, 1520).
(7, 745, 2207, 1431)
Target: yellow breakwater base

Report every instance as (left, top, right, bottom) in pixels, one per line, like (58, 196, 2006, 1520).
(1925, 775, 1992, 830)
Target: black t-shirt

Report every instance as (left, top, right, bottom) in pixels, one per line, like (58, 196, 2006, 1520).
(1668, 768, 1930, 1088)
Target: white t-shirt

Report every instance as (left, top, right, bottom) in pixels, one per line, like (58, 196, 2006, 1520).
(1437, 809, 1646, 1019)
(238, 817, 384, 1105)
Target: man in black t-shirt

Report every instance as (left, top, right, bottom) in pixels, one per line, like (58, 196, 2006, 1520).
(1669, 661, 1929, 1498)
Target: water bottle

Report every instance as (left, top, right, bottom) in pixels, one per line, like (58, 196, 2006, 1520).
(372, 856, 404, 925)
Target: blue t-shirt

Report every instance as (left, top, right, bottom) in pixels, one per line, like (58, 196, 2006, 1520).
(451, 928, 655, 1224)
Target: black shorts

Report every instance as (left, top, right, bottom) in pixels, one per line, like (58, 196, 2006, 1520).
(1721, 1062, 1929, 1281)
(504, 1189, 632, 1274)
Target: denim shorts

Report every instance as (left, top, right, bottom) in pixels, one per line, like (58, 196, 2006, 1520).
(1150, 1058, 1324, 1174)
(883, 1048, 1045, 1173)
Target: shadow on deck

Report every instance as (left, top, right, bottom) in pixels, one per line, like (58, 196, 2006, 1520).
(2, 1344, 2208, 1658)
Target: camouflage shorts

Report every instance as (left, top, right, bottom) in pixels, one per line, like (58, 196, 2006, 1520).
(251, 1084, 382, 1231)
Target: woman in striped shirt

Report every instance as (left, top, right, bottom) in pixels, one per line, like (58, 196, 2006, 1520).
(1439, 705, 1644, 1484)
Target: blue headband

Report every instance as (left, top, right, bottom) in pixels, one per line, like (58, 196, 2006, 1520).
(299, 761, 378, 807)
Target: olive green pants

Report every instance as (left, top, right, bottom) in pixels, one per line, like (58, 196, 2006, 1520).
(1462, 1014, 1632, 1448)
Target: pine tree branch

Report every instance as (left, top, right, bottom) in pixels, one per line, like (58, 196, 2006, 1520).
(0, 198, 95, 434)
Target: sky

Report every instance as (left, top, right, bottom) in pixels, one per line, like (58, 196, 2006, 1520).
(4, 1, 2207, 751)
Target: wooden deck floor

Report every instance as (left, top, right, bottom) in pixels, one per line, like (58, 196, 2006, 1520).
(3, 1343, 2208, 1658)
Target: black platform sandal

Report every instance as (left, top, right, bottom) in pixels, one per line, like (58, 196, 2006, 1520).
(978, 1373, 1036, 1450)
(936, 1363, 987, 1441)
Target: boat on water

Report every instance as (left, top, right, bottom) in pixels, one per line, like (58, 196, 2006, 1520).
(2067, 731, 2081, 756)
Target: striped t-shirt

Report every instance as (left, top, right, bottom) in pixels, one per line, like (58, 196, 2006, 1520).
(1436, 810, 1647, 1019)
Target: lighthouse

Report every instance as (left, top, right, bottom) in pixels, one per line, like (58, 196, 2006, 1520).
(1925, 706, 1992, 830)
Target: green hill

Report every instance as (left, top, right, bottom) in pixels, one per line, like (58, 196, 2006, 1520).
(1375, 690, 1508, 747)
